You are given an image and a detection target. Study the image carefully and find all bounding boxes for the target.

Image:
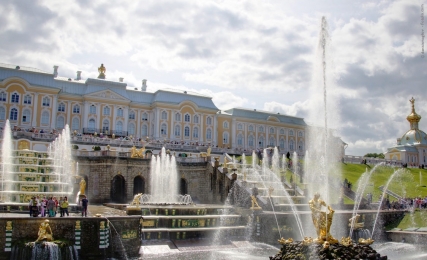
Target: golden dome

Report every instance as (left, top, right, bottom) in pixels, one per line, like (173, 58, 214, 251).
(406, 97, 421, 126)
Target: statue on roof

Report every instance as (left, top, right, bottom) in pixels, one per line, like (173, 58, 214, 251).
(98, 64, 106, 79)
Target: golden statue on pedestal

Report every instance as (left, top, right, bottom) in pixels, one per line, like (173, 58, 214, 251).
(130, 193, 143, 206)
(131, 146, 145, 158)
(250, 195, 262, 210)
(98, 64, 106, 79)
(308, 192, 338, 243)
(79, 178, 86, 195)
(349, 214, 364, 229)
(35, 219, 53, 242)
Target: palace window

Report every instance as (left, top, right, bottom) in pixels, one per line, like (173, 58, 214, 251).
(58, 103, 65, 112)
(22, 109, 31, 123)
(72, 118, 80, 130)
(117, 108, 123, 117)
(128, 123, 135, 135)
(142, 112, 148, 121)
(248, 135, 254, 146)
(73, 105, 80, 114)
(9, 108, 18, 121)
(41, 111, 49, 124)
(206, 117, 212, 125)
(237, 134, 244, 146)
(259, 126, 264, 133)
(298, 131, 303, 137)
(88, 119, 96, 131)
(280, 128, 285, 135)
(56, 116, 65, 129)
(116, 121, 123, 134)
(24, 95, 32, 104)
(270, 127, 275, 134)
(175, 125, 181, 136)
(103, 106, 110, 115)
(223, 132, 229, 144)
(193, 127, 199, 138)
(248, 125, 254, 132)
(129, 111, 135, 120)
(42, 97, 50, 107)
(175, 113, 181, 122)
(141, 124, 148, 136)
(223, 121, 229, 129)
(0, 107, 5, 120)
(206, 128, 212, 140)
(237, 124, 243, 130)
(289, 140, 294, 150)
(194, 115, 199, 124)
(0, 92, 6, 102)
(258, 136, 264, 147)
(161, 111, 167, 120)
(184, 126, 190, 137)
(289, 130, 294, 136)
(90, 105, 96, 114)
(269, 137, 275, 147)
(184, 114, 190, 122)
(102, 119, 109, 132)
(298, 141, 304, 151)
(11, 93, 19, 103)
(161, 124, 167, 135)
(280, 139, 285, 150)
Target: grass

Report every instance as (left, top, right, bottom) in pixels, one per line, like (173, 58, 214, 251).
(386, 210, 427, 230)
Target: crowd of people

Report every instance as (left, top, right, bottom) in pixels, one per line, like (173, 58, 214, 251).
(381, 196, 427, 210)
(28, 196, 71, 217)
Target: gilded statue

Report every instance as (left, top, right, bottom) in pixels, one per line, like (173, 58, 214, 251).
(358, 237, 374, 245)
(130, 193, 143, 206)
(137, 147, 145, 158)
(131, 146, 138, 158)
(341, 236, 353, 247)
(308, 192, 338, 243)
(250, 195, 262, 210)
(98, 64, 106, 79)
(278, 237, 293, 244)
(302, 236, 314, 246)
(79, 178, 86, 195)
(35, 219, 53, 242)
(207, 146, 211, 156)
(349, 214, 364, 229)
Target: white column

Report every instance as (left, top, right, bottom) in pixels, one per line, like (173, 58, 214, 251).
(31, 93, 39, 127)
(136, 110, 140, 138)
(50, 95, 58, 129)
(112, 106, 117, 134)
(170, 110, 174, 140)
(255, 125, 258, 149)
(154, 108, 159, 139)
(96, 104, 101, 131)
(83, 101, 89, 128)
(231, 118, 236, 149)
(213, 115, 218, 146)
(244, 123, 247, 149)
(200, 113, 204, 143)
(124, 106, 129, 134)
(276, 127, 279, 149)
(66, 101, 72, 126)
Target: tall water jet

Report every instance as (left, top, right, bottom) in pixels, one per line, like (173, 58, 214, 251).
(150, 147, 179, 202)
(50, 125, 74, 195)
(304, 16, 342, 240)
(1, 120, 13, 201)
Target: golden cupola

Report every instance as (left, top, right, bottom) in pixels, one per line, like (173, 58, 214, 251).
(406, 97, 421, 130)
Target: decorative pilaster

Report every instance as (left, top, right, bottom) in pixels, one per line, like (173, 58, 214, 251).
(75, 220, 81, 249)
(4, 221, 12, 252)
(99, 221, 110, 248)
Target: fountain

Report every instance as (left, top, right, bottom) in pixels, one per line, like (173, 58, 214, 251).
(0, 121, 75, 204)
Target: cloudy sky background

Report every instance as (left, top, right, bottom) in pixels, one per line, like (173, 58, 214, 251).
(0, 0, 426, 156)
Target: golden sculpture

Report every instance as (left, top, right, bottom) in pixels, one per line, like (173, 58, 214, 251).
(130, 193, 143, 206)
(349, 214, 364, 229)
(278, 237, 293, 244)
(35, 219, 53, 242)
(79, 178, 86, 195)
(207, 146, 211, 156)
(98, 64, 106, 79)
(322, 241, 330, 249)
(308, 193, 338, 243)
(341, 236, 353, 247)
(6, 221, 12, 231)
(131, 146, 145, 158)
(358, 238, 374, 245)
(302, 236, 314, 245)
(138, 147, 145, 157)
(250, 195, 262, 210)
(75, 220, 81, 230)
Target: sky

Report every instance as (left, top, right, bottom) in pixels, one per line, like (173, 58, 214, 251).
(0, 0, 426, 156)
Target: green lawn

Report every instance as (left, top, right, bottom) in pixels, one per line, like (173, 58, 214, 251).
(388, 210, 427, 230)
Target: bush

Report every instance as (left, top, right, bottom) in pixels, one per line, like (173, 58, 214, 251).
(93, 146, 101, 151)
(145, 150, 152, 154)
(72, 145, 79, 150)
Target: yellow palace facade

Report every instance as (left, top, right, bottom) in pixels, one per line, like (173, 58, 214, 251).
(0, 63, 306, 154)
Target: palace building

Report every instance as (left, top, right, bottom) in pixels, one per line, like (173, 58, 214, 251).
(0, 63, 307, 154)
(385, 98, 427, 166)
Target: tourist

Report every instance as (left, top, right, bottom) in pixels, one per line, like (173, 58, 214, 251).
(53, 197, 58, 216)
(28, 197, 35, 217)
(81, 195, 89, 217)
(36, 196, 41, 216)
(47, 197, 55, 217)
(60, 197, 69, 217)
(58, 197, 63, 216)
(40, 197, 46, 217)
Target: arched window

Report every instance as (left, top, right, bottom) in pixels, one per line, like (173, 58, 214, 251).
(258, 136, 264, 147)
(9, 108, 18, 121)
(194, 115, 199, 124)
(280, 139, 285, 150)
(102, 119, 110, 132)
(206, 128, 212, 140)
(184, 114, 190, 122)
(0, 107, 5, 120)
(128, 123, 135, 135)
(237, 134, 243, 146)
(193, 127, 199, 138)
(116, 121, 123, 134)
(41, 111, 49, 124)
(248, 125, 254, 132)
(280, 128, 285, 135)
(72, 118, 80, 130)
(237, 124, 243, 130)
(0, 92, 6, 101)
(142, 112, 148, 121)
(161, 111, 167, 120)
(73, 105, 80, 114)
(289, 139, 294, 151)
(129, 111, 135, 120)
(248, 135, 254, 147)
(117, 108, 123, 117)
(103, 106, 110, 115)
(90, 105, 96, 114)
(175, 113, 181, 122)
(42, 97, 50, 107)
(56, 116, 65, 129)
(58, 103, 65, 112)
(24, 95, 32, 104)
(223, 121, 229, 129)
(11, 92, 19, 103)
(206, 117, 212, 125)
(22, 109, 31, 123)
(174, 125, 181, 136)
(161, 124, 167, 135)
(270, 127, 275, 134)
(141, 124, 148, 136)
(223, 132, 229, 144)
(289, 130, 294, 136)
(298, 140, 304, 151)
(269, 137, 275, 147)
(184, 126, 190, 137)
(298, 131, 303, 137)
(88, 119, 95, 130)
(259, 126, 264, 132)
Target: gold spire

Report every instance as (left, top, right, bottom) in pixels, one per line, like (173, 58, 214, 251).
(407, 97, 421, 130)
